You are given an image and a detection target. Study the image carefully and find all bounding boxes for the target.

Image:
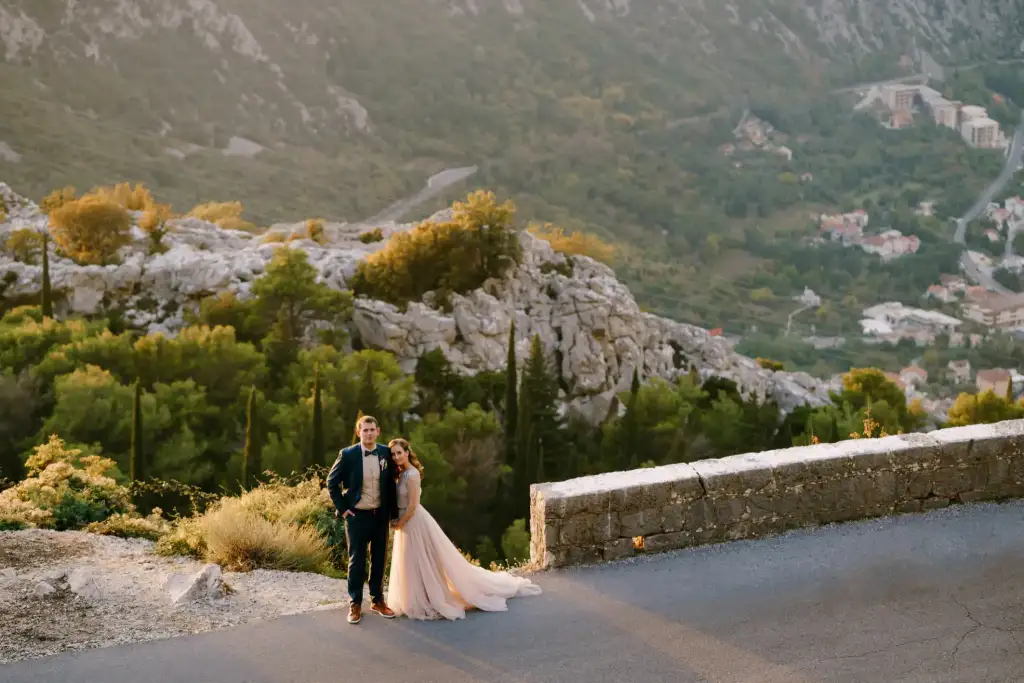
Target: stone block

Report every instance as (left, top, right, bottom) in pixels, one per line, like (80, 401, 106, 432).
(644, 532, 691, 554)
(930, 467, 973, 498)
(563, 490, 612, 517)
(620, 509, 662, 537)
(565, 546, 602, 567)
(692, 455, 774, 496)
(660, 504, 684, 533)
(603, 538, 634, 562)
(591, 512, 621, 543)
(559, 514, 596, 546)
(921, 497, 950, 511)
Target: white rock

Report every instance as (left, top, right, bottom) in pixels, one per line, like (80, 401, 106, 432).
(41, 568, 66, 582)
(0, 182, 828, 422)
(163, 563, 225, 604)
(34, 582, 56, 598)
(0, 567, 16, 584)
(67, 567, 100, 599)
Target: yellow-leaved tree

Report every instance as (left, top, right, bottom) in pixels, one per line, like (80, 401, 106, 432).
(188, 201, 256, 232)
(49, 196, 132, 265)
(40, 186, 77, 215)
(89, 182, 155, 212)
(527, 222, 617, 264)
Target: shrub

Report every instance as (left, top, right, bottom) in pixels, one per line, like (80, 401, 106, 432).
(262, 232, 287, 244)
(0, 435, 133, 531)
(350, 190, 522, 306)
(87, 510, 170, 541)
(139, 203, 172, 252)
(358, 227, 384, 243)
(188, 201, 257, 232)
(49, 196, 132, 265)
(0, 195, 7, 223)
(88, 182, 155, 212)
(528, 222, 617, 264)
(756, 357, 784, 371)
(305, 219, 327, 245)
(501, 518, 531, 565)
(155, 476, 341, 573)
(40, 186, 76, 215)
(4, 228, 44, 264)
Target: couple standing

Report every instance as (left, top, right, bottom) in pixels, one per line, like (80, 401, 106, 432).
(326, 415, 542, 623)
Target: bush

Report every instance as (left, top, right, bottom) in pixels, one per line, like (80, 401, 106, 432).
(501, 518, 531, 565)
(4, 228, 44, 264)
(40, 187, 76, 215)
(139, 203, 172, 252)
(87, 510, 170, 541)
(188, 201, 257, 232)
(0, 435, 133, 531)
(88, 182, 155, 212)
(528, 222, 617, 265)
(351, 190, 522, 306)
(49, 196, 132, 265)
(305, 219, 327, 245)
(155, 476, 341, 573)
(358, 227, 384, 243)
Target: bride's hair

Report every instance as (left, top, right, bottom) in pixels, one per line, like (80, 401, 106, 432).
(388, 438, 424, 480)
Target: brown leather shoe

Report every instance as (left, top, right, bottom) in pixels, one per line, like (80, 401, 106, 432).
(348, 603, 362, 624)
(370, 600, 396, 619)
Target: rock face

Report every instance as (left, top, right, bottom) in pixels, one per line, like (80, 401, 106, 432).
(531, 419, 1024, 568)
(0, 182, 829, 421)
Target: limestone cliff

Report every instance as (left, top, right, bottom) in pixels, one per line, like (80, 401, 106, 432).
(0, 183, 829, 422)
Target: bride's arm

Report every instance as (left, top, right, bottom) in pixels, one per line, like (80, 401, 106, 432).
(395, 472, 421, 529)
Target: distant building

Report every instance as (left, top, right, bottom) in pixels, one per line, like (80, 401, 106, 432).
(963, 292, 1024, 329)
(962, 117, 1000, 149)
(976, 368, 1012, 397)
(882, 84, 918, 112)
(947, 359, 972, 384)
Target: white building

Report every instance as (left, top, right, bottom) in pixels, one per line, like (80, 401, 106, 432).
(962, 117, 1000, 149)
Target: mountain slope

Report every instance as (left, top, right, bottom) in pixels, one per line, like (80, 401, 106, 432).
(2, 0, 1020, 224)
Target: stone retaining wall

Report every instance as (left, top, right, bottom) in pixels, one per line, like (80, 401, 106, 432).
(529, 420, 1024, 568)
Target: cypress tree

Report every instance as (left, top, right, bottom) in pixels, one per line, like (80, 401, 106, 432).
(624, 368, 641, 469)
(41, 231, 53, 318)
(357, 363, 381, 425)
(310, 366, 325, 470)
(130, 380, 143, 483)
(242, 385, 258, 488)
(503, 322, 518, 464)
(514, 335, 560, 513)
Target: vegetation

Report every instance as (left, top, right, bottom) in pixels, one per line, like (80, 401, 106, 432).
(350, 190, 522, 307)
(358, 228, 384, 244)
(187, 201, 257, 233)
(48, 196, 133, 265)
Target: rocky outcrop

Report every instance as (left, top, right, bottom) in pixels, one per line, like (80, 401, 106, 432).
(0, 183, 829, 422)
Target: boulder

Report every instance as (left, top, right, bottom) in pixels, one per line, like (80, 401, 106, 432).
(163, 563, 226, 604)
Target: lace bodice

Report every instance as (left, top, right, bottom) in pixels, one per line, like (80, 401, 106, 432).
(397, 467, 420, 513)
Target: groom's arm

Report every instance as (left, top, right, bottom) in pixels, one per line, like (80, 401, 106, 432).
(326, 449, 350, 516)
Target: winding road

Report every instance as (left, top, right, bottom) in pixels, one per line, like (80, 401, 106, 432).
(4, 501, 1024, 683)
(953, 110, 1024, 293)
(358, 166, 479, 226)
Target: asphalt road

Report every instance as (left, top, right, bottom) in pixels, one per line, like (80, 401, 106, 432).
(954, 111, 1024, 293)
(4, 500, 1024, 683)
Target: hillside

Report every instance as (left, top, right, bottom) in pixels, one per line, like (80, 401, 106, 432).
(2, 0, 1022, 335)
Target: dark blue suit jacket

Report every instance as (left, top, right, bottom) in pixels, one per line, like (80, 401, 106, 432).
(326, 443, 399, 520)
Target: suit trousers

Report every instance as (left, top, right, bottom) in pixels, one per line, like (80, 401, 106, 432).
(344, 507, 390, 604)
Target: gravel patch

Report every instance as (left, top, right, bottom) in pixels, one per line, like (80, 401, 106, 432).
(0, 530, 350, 664)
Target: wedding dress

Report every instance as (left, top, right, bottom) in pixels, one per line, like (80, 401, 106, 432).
(385, 467, 542, 620)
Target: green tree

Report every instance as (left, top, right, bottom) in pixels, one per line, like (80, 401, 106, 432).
(251, 247, 353, 376)
(242, 385, 259, 489)
(622, 368, 641, 468)
(514, 335, 561, 514)
(130, 380, 144, 483)
(309, 366, 325, 470)
(503, 322, 518, 465)
(41, 231, 53, 318)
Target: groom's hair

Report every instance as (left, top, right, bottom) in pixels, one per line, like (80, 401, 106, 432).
(356, 415, 378, 430)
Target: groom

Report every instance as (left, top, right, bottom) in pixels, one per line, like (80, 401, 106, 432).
(326, 415, 399, 625)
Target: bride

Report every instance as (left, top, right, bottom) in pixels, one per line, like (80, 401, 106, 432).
(385, 438, 542, 620)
